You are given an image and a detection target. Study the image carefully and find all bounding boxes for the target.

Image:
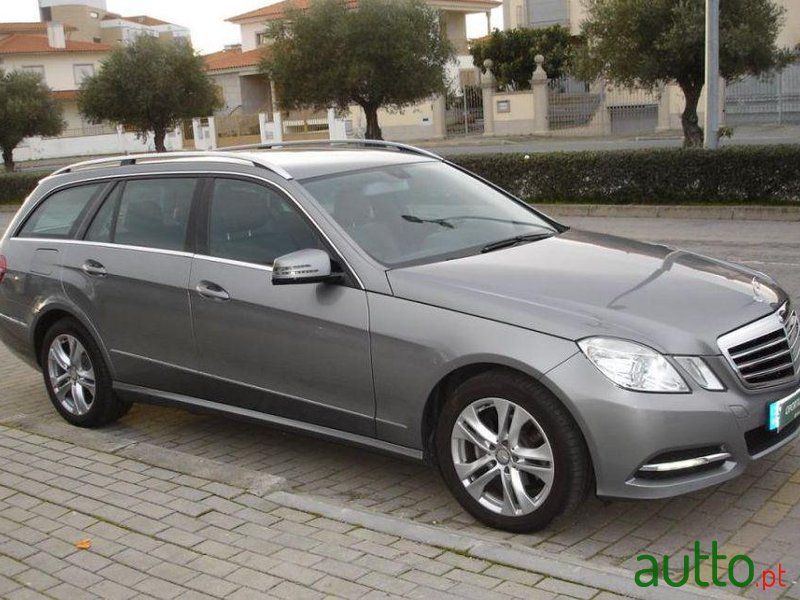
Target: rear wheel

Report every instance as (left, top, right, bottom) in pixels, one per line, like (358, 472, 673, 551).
(436, 369, 590, 532)
(41, 318, 131, 427)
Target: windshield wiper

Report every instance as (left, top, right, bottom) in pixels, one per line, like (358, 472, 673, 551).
(480, 233, 555, 253)
(402, 214, 554, 230)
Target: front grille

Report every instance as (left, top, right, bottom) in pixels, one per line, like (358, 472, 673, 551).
(719, 304, 800, 389)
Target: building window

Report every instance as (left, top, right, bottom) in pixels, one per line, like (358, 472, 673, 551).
(73, 64, 95, 85)
(256, 32, 270, 46)
(516, 4, 524, 26)
(20, 65, 45, 78)
(89, 11, 99, 18)
(93, 37, 102, 43)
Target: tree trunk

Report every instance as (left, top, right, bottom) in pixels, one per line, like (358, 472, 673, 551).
(153, 128, 168, 153)
(2, 147, 14, 173)
(363, 105, 383, 140)
(679, 82, 704, 148)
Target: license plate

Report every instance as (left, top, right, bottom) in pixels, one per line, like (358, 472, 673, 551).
(768, 388, 800, 432)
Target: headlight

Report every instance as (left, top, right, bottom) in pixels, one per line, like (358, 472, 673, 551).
(578, 337, 689, 393)
(673, 356, 725, 391)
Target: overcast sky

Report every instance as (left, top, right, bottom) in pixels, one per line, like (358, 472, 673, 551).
(0, 0, 503, 54)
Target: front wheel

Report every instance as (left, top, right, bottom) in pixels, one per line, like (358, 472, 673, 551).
(436, 369, 591, 532)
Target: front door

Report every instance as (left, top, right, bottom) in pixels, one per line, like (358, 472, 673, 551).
(188, 177, 375, 436)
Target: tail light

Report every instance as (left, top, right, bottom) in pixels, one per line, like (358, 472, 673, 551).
(0, 255, 6, 284)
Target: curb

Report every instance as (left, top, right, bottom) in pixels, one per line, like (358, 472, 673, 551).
(0, 413, 286, 497)
(533, 204, 800, 221)
(266, 490, 741, 600)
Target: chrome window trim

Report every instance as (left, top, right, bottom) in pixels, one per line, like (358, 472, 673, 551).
(10, 237, 195, 259)
(193, 254, 274, 273)
(14, 170, 364, 289)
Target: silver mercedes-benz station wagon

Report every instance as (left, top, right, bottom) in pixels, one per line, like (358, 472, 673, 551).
(1, 141, 798, 532)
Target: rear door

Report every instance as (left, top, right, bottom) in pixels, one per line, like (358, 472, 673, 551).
(187, 176, 376, 436)
(62, 176, 201, 389)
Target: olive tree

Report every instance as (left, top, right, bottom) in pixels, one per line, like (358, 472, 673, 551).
(576, 0, 790, 146)
(262, 0, 454, 140)
(470, 26, 575, 90)
(0, 70, 64, 172)
(79, 36, 221, 152)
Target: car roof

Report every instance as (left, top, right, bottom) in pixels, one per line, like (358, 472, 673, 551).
(236, 149, 437, 180)
(49, 142, 443, 183)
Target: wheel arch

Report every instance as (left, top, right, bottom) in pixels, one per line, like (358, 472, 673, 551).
(31, 303, 115, 377)
(420, 361, 596, 490)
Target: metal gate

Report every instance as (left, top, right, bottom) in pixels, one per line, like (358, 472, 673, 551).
(726, 64, 800, 125)
(446, 85, 484, 136)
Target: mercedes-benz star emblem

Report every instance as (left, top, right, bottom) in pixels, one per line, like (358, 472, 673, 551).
(752, 277, 765, 303)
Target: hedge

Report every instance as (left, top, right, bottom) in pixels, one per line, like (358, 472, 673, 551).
(449, 145, 800, 205)
(2, 145, 798, 206)
(0, 173, 43, 205)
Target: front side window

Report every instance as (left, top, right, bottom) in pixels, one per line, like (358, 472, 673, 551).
(85, 178, 196, 251)
(18, 184, 102, 238)
(207, 178, 323, 266)
(301, 162, 556, 266)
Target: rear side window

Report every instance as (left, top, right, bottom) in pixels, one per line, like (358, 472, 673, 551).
(207, 178, 323, 265)
(18, 184, 102, 239)
(85, 178, 197, 251)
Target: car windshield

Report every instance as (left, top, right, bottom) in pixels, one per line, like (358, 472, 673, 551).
(300, 161, 558, 266)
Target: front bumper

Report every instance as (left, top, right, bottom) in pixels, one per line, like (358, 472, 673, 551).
(545, 352, 800, 499)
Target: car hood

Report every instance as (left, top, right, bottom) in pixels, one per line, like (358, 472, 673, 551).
(386, 229, 787, 355)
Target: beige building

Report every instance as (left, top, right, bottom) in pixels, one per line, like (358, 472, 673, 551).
(502, 0, 799, 47)
(37, 0, 190, 46)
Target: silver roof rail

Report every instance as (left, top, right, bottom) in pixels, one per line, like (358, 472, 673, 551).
(50, 151, 294, 180)
(220, 139, 443, 161)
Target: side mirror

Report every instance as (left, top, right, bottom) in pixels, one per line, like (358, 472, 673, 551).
(272, 249, 338, 285)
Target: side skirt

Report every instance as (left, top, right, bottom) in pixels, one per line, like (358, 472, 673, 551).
(113, 382, 425, 463)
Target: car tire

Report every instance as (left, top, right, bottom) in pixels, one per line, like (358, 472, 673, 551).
(436, 368, 591, 532)
(40, 317, 131, 428)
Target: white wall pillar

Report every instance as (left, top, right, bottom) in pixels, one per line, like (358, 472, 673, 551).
(432, 95, 447, 139)
(530, 54, 549, 135)
(191, 118, 203, 150)
(328, 108, 348, 140)
(656, 83, 671, 132)
(259, 112, 270, 144)
(207, 116, 218, 150)
(481, 59, 496, 137)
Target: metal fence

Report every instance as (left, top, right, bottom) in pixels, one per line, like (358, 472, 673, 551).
(725, 63, 800, 126)
(548, 75, 660, 136)
(446, 85, 484, 136)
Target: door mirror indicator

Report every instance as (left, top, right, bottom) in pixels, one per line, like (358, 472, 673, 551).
(272, 249, 338, 285)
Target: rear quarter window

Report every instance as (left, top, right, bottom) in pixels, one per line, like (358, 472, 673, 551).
(17, 184, 102, 239)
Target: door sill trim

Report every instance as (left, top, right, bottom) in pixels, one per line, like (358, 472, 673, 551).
(113, 382, 425, 462)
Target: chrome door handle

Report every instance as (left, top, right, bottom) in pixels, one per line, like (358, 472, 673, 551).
(196, 281, 230, 301)
(82, 260, 107, 277)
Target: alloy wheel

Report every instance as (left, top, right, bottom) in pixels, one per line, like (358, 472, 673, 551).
(47, 334, 96, 416)
(450, 397, 554, 516)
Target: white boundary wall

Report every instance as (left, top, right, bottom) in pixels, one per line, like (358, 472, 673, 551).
(14, 129, 184, 162)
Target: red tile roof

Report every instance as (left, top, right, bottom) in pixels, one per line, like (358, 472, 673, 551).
(203, 47, 266, 72)
(52, 90, 78, 101)
(102, 14, 178, 27)
(0, 22, 77, 35)
(0, 33, 111, 55)
(228, 0, 498, 22)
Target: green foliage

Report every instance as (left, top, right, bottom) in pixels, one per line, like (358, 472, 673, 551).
(449, 146, 800, 205)
(0, 172, 43, 204)
(0, 70, 64, 172)
(78, 36, 221, 152)
(262, 0, 453, 139)
(470, 26, 575, 90)
(575, 0, 790, 146)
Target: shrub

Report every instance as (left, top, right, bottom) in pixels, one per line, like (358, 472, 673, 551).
(0, 172, 43, 205)
(449, 146, 800, 205)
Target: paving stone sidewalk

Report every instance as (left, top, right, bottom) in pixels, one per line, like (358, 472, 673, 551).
(0, 424, 629, 600)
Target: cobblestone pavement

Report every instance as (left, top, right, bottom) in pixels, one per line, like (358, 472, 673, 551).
(0, 425, 629, 600)
(1, 214, 799, 598)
